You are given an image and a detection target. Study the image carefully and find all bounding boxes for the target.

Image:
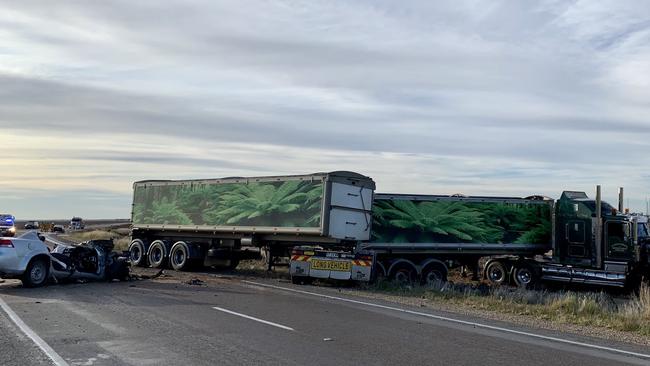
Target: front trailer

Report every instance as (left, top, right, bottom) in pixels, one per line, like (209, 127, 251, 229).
(128, 171, 375, 271)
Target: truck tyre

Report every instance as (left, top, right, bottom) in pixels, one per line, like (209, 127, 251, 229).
(148, 241, 167, 269)
(170, 242, 192, 271)
(421, 263, 448, 286)
(373, 262, 387, 283)
(485, 261, 508, 286)
(390, 262, 417, 284)
(22, 257, 49, 288)
(291, 276, 313, 285)
(512, 264, 537, 288)
(128, 240, 147, 267)
(228, 259, 240, 270)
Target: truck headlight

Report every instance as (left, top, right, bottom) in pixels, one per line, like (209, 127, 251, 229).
(8, 227, 15, 233)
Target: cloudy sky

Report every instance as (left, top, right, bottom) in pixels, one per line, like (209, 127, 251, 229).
(1, 1, 649, 219)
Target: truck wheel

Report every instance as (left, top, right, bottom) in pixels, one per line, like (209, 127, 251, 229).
(148, 241, 167, 269)
(512, 264, 537, 288)
(485, 261, 508, 286)
(390, 263, 417, 284)
(291, 276, 313, 285)
(228, 259, 240, 270)
(170, 242, 191, 271)
(128, 240, 147, 267)
(421, 263, 448, 286)
(22, 257, 49, 288)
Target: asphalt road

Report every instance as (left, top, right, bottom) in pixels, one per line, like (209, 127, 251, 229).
(1, 276, 649, 366)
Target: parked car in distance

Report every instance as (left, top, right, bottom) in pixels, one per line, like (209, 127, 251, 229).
(24, 221, 40, 230)
(52, 225, 65, 233)
(0, 214, 16, 237)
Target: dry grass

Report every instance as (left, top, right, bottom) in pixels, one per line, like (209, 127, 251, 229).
(365, 280, 650, 337)
(66, 229, 131, 252)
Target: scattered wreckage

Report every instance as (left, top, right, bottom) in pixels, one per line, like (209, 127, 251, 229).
(0, 231, 129, 287)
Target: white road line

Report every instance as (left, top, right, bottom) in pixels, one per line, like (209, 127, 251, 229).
(243, 281, 650, 360)
(212, 306, 294, 331)
(0, 296, 69, 366)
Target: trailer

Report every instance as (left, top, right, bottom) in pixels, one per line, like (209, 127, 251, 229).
(291, 193, 554, 285)
(128, 171, 375, 270)
(290, 187, 650, 289)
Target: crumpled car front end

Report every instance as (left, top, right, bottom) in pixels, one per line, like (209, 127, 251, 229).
(50, 239, 129, 283)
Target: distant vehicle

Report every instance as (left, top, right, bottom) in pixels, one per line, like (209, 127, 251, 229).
(24, 221, 40, 230)
(52, 225, 65, 233)
(69, 217, 85, 230)
(0, 214, 16, 237)
(0, 232, 129, 288)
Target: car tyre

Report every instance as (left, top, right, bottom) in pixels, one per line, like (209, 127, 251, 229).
(22, 258, 49, 288)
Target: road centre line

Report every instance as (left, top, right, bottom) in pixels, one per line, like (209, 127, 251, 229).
(0, 296, 69, 366)
(212, 306, 294, 331)
(243, 280, 650, 360)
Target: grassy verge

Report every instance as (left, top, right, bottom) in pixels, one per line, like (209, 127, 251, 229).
(362, 280, 650, 337)
(66, 228, 131, 252)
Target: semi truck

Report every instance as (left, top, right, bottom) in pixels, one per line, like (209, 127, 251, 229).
(128, 172, 375, 270)
(127, 171, 650, 289)
(292, 186, 650, 288)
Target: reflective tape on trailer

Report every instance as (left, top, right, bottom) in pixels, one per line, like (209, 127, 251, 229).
(291, 255, 312, 261)
(352, 260, 372, 267)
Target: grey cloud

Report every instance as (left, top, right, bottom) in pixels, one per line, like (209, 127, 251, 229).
(1, 1, 650, 217)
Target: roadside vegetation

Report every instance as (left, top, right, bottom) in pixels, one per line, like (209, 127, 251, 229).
(361, 279, 650, 337)
(66, 228, 131, 252)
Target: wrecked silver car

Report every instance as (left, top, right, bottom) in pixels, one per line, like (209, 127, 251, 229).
(50, 239, 129, 284)
(1, 233, 129, 287)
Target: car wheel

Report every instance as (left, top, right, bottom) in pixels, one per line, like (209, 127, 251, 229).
(22, 258, 49, 288)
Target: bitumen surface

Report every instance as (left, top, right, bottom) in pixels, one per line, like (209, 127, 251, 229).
(1, 275, 649, 366)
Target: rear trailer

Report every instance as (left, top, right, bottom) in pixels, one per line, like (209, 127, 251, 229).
(129, 171, 375, 270)
(290, 193, 554, 285)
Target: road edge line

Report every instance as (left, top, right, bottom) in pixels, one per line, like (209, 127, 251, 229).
(212, 306, 294, 331)
(0, 296, 69, 366)
(243, 280, 650, 360)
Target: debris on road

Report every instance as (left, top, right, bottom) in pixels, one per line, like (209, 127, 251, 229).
(186, 278, 205, 286)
